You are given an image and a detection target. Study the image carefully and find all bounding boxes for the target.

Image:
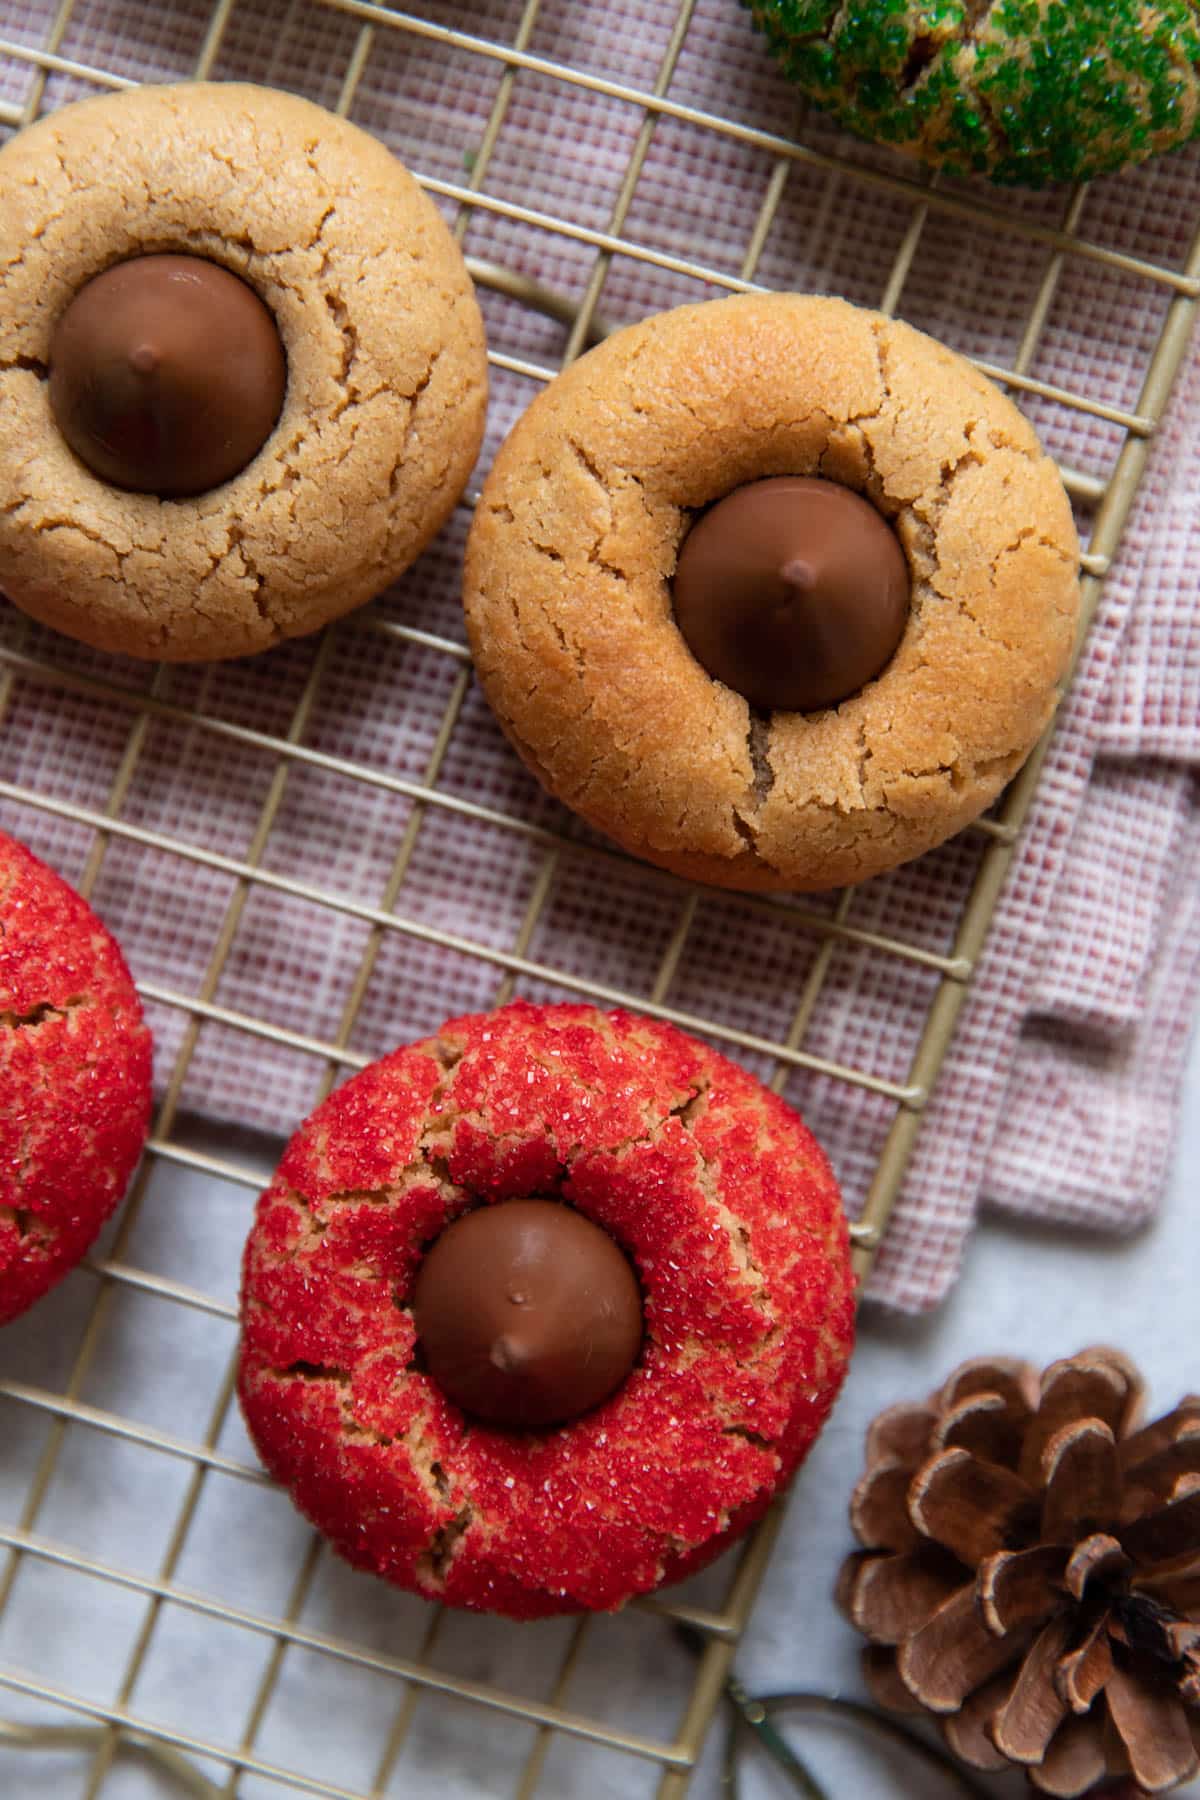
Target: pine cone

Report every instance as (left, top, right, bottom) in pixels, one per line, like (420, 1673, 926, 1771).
(837, 1348, 1200, 1796)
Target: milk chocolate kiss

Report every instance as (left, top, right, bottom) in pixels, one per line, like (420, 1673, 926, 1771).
(672, 475, 910, 712)
(412, 1200, 643, 1428)
(49, 254, 286, 498)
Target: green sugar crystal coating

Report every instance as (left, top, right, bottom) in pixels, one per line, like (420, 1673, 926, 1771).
(744, 0, 1200, 185)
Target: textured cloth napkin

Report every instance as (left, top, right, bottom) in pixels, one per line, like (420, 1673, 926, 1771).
(0, 0, 1197, 1313)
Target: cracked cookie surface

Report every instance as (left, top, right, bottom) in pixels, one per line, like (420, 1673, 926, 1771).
(0, 830, 152, 1325)
(0, 82, 487, 661)
(237, 1000, 854, 1619)
(464, 293, 1080, 892)
(744, 0, 1200, 186)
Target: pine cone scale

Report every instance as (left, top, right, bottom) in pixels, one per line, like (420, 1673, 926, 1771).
(862, 1644, 926, 1715)
(908, 1445, 1038, 1565)
(1031, 1713, 1106, 1796)
(937, 1388, 1029, 1466)
(1017, 1353, 1143, 1488)
(1113, 1590, 1200, 1664)
(846, 1545, 964, 1643)
(979, 1543, 1067, 1636)
(849, 1458, 920, 1552)
(942, 1357, 1039, 1417)
(1064, 1532, 1128, 1600)
(866, 1399, 939, 1466)
(1041, 1419, 1121, 1544)
(991, 1612, 1074, 1764)
(1056, 1612, 1113, 1715)
(1121, 1426, 1200, 1508)
(1118, 1398, 1200, 1474)
(943, 1672, 1014, 1771)
(1105, 1659, 1198, 1792)
(1120, 1487, 1200, 1572)
(896, 1585, 1028, 1713)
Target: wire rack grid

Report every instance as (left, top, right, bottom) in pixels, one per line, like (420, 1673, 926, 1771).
(0, 0, 1197, 1796)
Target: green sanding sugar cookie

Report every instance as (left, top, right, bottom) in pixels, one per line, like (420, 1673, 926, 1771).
(743, 0, 1200, 186)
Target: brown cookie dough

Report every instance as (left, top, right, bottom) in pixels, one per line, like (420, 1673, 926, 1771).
(464, 294, 1081, 892)
(0, 83, 487, 661)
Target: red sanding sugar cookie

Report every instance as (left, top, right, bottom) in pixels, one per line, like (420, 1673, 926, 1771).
(238, 1001, 855, 1618)
(0, 830, 152, 1326)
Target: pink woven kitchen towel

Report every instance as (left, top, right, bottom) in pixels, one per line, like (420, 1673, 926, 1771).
(0, 0, 1197, 1313)
(872, 337, 1200, 1304)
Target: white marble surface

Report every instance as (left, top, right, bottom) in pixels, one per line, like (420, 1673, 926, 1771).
(0, 1024, 1196, 1800)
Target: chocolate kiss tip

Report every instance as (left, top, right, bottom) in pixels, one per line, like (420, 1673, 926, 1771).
(781, 556, 817, 591)
(490, 1336, 526, 1374)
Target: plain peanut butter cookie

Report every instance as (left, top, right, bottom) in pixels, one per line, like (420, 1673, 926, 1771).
(0, 82, 487, 661)
(238, 1001, 854, 1619)
(464, 293, 1081, 893)
(744, 0, 1200, 187)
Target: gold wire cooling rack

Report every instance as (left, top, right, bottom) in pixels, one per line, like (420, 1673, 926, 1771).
(0, 1, 1199, 1795)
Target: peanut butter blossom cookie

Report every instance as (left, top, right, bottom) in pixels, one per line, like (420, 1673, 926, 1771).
(465, 293, 1080, 892)
(0, 831, 152, 1325)
(238, 1001, 854, 1619)
(0, 82, 487, 660)
(744, 0, 1200, 185)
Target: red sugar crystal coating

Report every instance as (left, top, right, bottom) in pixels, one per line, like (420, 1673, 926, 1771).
(238, 1001, 854, 1618)
(0, 831, 152, 1325)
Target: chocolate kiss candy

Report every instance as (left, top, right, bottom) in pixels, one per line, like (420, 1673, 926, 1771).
(49, 253, 286, 498)
(672, 475, 910, 712)
(413, 1200, 643, 1428)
